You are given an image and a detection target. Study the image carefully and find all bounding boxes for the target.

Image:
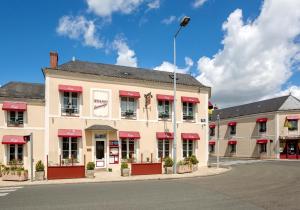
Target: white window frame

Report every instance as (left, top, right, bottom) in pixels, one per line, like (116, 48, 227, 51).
(121, 139, 137, 160)
(61, 92, 80, 116)
(182, 102, 195, 121)
(120, 97, 137, 119)
(7, 144, 23, 163)
(157, 140, 172, 159)
(7, 111, 24, 126)
(61, 137, 79, 160)
(182, 140, 195, 158)
(157, 100, 172, 120)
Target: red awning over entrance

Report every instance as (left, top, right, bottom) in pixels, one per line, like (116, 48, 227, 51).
(256, 118, 268, 123)
(119, 90, 140, 98)
(228, 121, 237, 126)
(156, 94, 174, 101)
(2, 135, 26, 144)
(228, 140, 237, 145)
(119, 131, 140, 139)
(181, 96, 200, 104)
(286, 116, 300, 120)
(209, 123, 216, 128)
(209, 141, 215, 145)
(58, 85, 83, 93)
(256, 139, 268, 144)
(2, 101, 27, 111)
(156, 132, 174, 140)
(58, 129, 82, 138)
(181, 133, 200, 140)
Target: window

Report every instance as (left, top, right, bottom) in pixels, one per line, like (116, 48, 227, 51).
(7, 111, 24, 126)
(121, 139, 136, 159)
(182, 140, 194, 158)
(288, 120, 298, 131)
(209, 127, 215, 136)
(121, 97, 137, 118)
(229, 125, 236, 135)
(209, 144, 215, 153)
(230, 144, 236, 153)
(259, 122, 267, 133)
(183, 102, 194, 120)
(62, 92, 79, 115)
(158, 140, 171, 158)
(8, 144, 23, 163)
(62, 137, 78, 159)
(158, 100, 171, 119)
(260, 144, 267, 153)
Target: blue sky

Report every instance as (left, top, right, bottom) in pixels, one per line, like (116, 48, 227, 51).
(1, 0, 300, 107)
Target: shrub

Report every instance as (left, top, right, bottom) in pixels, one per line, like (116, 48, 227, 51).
(189, 155, 199, 165)
(121, 162, 128, 169)
(35, 160, 45, 172)
(87, 162, 95, 170)
(163, 157, 174, 167)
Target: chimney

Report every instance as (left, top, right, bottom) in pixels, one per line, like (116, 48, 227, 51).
(50, 51, 58, 69)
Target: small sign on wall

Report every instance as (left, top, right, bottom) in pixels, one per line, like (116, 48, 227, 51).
(93, 90, 110, 117)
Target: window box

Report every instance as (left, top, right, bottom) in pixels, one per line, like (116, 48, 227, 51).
(8, 119, 24, 126)
(61, 106, 79, 116)
(176, 164, 192, 174)
(183, 115, 195, 121)
(125, 110, 135, 116)
(158, 113, 170, 119)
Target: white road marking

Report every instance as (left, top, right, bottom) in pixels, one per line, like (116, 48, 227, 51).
(0, 186, 23, 197)
(0, 193, 9, 197)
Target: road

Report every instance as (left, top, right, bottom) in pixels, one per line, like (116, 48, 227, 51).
(0, 160, 299, 210)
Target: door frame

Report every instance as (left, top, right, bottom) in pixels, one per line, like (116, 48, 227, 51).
(93, 133, 107, 168)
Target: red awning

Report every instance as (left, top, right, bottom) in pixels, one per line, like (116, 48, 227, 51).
(228, 140, 237, 145)
(256, 118, 268, 123)
(58, 129, 82, 138)
(119, 90, 140, 98)
(181, 133, 200, 140)
(119, 131, 140, 139)
(181, 96, 200, 104)
(228, 121, 237, 126)
(2, 101, 27, 111)
(209, 141, 215, 145)
(209, 123, 216, 128)
(156, 132, 174, 140)
(59, 85, 83, 93)
(156, 94, 174, 101)
(257, 139, 268, 144)
(286, 116, 300, 120)
(2, 135, 26, 144)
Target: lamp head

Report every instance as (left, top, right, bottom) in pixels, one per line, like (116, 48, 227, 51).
(180, 16, 191, 27)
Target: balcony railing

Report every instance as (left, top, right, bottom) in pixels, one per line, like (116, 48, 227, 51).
(158, 112, 171, 119)
(7, 119, 24, 126)
(121, 110, 137, 119)
(61, 106, 79, 116)
(183, 115, 195, 121)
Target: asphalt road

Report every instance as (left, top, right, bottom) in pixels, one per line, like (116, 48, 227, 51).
(1, 160, 299, 210)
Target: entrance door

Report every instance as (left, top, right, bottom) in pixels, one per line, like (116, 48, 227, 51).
(287, 140, 298, 159)
(95, 134, 106, 168)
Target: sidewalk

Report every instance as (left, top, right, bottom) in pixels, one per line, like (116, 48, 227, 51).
(0, 166, 230, 187)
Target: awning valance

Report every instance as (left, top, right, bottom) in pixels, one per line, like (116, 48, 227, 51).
(156, 94, 174, 101)
(209, 141, 215, 145)
(58, 129, 82, 138)
(119, 90, 140, 98)
(59, 85, 83, 93)
(119, 131, 140, 139)
(228, 140, 237, 145)
(209, 123, 216, 128)
(181, 133, 200, 140)
(256, 118, 268, 123)
(156, 132, 174, 140)
(286, 116, 300, 120)
(228, 122, 237, 126)
(2, 101, 27, 111)
(256, 139, 268, 144)
(181, 96, 200, 104)
(2, 135, 27, 144)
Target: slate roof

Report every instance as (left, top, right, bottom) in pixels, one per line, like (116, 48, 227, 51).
(0, 82, 45, 100)
(56, 60, 207, 88)
(212, 95, 295, 120)
(85, 125, 117, 131)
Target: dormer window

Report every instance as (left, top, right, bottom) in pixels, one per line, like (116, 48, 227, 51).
(119, 90, 140, 119)
(59, 85, 82, 116)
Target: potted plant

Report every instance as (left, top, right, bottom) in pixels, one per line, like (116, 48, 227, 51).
(125, 110, 134, 117)
(121, 162, 130, 176)
(163, 157, 174, 174)
(177, 159, 192, 174)
(2, 165, 28, 181)
(189, 155, 199, 172)
(35, 160, 45, 181)
(86, 162, 95, 178)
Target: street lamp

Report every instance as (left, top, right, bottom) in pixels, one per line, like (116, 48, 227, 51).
(217, 114, 220, 169)
(173, 16, 191, 174)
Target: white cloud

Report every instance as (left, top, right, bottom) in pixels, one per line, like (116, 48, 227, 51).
(154, 56, 194, 73)
(197, 0, 300, 107)
(193, 0, 207, 8)
(147, 0, 160, 10)
(113, 39, 138, 67)
(161, 15, 176, 25)
(56, 15, 103, 49)
(86, 0, 143, 17)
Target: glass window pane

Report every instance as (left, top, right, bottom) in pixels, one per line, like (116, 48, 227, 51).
(9, 145, 15, 161)
(62, 138, 69, 159)
(121, 97, 127, 114)
(9, 111, 16, 121)
(121, 140, 127, 159)
(17, 145, 23, 161)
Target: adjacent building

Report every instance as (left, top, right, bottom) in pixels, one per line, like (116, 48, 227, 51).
(209, 95, 300, 159)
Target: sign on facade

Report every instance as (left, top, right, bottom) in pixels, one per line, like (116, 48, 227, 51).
(93, 90, 110, 117)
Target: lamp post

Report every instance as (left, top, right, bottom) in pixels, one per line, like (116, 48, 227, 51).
(173, 16, 191, 174)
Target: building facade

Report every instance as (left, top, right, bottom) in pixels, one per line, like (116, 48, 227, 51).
(0, 52, 211, 177)
(209, 95, 300, 159)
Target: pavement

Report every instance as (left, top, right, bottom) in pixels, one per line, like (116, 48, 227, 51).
(0, 160, 299, 210)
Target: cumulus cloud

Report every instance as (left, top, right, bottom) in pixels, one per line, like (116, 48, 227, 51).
(154, 56, 194, 73)
(161, 15, 176, 25)
(56, 15, 103, 49)
(86, 0, 143, 17)
(113, 38, 138, 67)
(147, 0, 160, 10)
(197, 0, 300, 107)
(193, 0, 207, 8)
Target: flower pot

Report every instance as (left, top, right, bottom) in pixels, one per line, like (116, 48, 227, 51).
(2, 171, 28, 181)
(164, 167, 173, 174)
(121, 168, 130, 176)
(177, 165, 192, 174)
(35, 171, 45, 181)
(86, 170, 95, 178)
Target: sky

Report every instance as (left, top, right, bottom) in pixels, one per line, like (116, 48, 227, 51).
(0, 0, 300, 108)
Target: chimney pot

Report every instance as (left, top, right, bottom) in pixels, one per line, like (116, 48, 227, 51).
(50, 51, 58, 69)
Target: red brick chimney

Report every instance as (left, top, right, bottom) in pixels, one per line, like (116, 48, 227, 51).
(50, 51, 58, 69)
